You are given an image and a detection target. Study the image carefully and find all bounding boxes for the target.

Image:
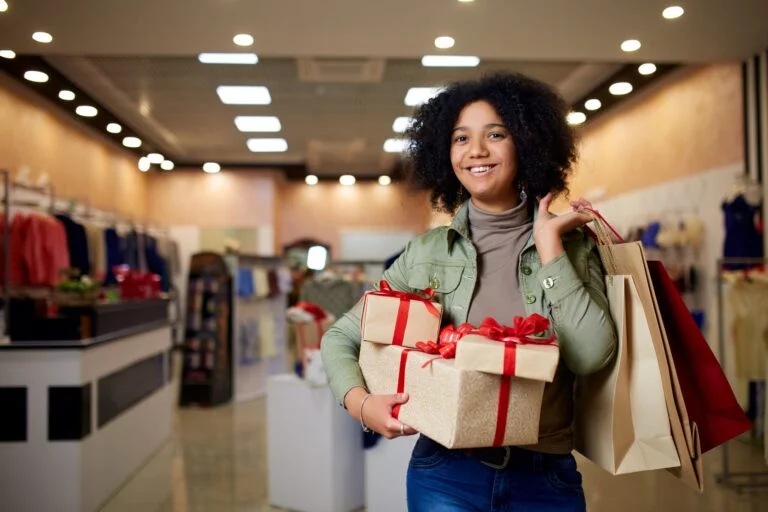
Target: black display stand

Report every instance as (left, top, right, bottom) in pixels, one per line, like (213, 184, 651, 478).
(179, 252, 233, 407)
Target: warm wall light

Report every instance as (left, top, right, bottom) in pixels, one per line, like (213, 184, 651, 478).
(621, 39, 642, 52)
(161, 160, 174, 171)
(32, 32, 53, 44)
(378, 175, 392, 186)
(24, 70, 48, 83)
(584, 99, 602, 111)
(0, 50, 15, 59)
(434, 36, 455, 49)
(233, 34, 254, 47)
(58, 90, 75, 101)
(609, 82, 633, 95)
(75, 105, 98, 117)
(567, 112, 587, 125)
(147, 153, 164, 164)
(138, 157, 150, 172)
(203, 162, 221, 174)
(123, 136, 142, 148)
(662, 6, 684, 19)
(305, 175, 319, 186)
(107, 123, 122, 134)
(638, 63, 657, 75)
(339, 175, 356, 186)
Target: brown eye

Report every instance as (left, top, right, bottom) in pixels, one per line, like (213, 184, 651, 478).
(453, 134, 468, 143)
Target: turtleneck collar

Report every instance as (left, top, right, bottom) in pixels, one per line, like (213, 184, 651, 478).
(468, 198, 531, 232)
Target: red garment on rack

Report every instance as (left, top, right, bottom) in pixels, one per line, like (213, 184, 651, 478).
(5, 213, 70, 287)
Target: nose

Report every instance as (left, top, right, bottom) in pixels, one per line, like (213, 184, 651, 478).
(469, 137, 489, 158)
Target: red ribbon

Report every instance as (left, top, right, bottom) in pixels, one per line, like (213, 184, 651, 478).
(294, 302, 329, 358)
(392, 348, 412, 420)
(366, 280, 440, 346)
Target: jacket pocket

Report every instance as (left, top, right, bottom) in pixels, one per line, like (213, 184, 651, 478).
(407, 263, 465, 309)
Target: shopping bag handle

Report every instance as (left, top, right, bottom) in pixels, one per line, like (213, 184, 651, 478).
(582, 208, 625, 246)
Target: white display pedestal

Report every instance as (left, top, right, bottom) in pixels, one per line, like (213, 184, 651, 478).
(365, 435, 417, 512)
(267, 374, 365, 512)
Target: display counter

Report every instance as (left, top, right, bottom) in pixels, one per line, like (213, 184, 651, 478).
(0, 321, 174, 512)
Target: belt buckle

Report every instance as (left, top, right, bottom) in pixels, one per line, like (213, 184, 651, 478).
(480, 446, 511, 470)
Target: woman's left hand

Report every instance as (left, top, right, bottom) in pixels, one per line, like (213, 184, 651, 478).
(534, 193, 593, 263)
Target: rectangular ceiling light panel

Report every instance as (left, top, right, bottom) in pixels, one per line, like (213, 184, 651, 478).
(199, 53, 259, 64)
(235, 116, 282, 132)
(247, 138, 288, 152)
(217, 86, 272, 105)
(421, 55, 481, 67)
(404, 87, 444, 107)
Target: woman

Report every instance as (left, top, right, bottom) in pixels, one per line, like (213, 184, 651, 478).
(321, 72, 617, 511)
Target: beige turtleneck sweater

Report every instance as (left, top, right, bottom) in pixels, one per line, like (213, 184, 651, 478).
(467, 199, 575, 455)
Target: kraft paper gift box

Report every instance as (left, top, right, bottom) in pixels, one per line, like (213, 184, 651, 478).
(360, 280, 443, 348)
(359, 341, 544, 449)
(453, 316, 560, 382)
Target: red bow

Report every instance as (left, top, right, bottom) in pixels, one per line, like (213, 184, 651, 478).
(368, 280, 441, 318)
(415, 340, 457, 368)
(295, 301, 328, 321)
(476, 315, 556, 346)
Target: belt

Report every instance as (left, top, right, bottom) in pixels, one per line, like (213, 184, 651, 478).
(461, 446, 562, 471)
(462, 447, 513, 470)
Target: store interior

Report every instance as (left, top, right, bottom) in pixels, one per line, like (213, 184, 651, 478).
(0, 1, 767, 511)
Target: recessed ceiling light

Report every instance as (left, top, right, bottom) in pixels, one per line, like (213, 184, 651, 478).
(384, 139, 407, 153)
(107, 123, 122, 134)
(198, 53, 259, 65)
(339, 175, 356, 186)
(638, 63, 657, 75)
(434, 36, 455, 49)
(216, 85, 272, 105)
(609, 82, 633, 95)
(122, 136, 142, 148)
(305, 175, 319, 186)
(392, 117, 414, 133)
(246, 138, 288, 152)
(421, 55, 480, 68)
(161, 160, 174, 171)
(234, 116, 282, 132)
(404, 87, 444, 107)
(378, 175, 392, 186)
(233, 34, 254, 47)
(23, 70, 48, 83)
(75, 105, 98, 117)
(58, 90, 75, 101)
(0, 50, 15, 59)
(621, 39, 642, 52)
(567, 112, 587, 125)
(147, 153, 164, 164)
(662, 5, 684, 19)
(0, 1, 8, 13)
(32, 32, 53, 44)
(584, 99, 602, 111)
(203, 162, 221, 174)
(138, 157, 150, 172)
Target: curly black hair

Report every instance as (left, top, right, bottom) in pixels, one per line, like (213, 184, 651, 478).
(404, 72, 578, 213)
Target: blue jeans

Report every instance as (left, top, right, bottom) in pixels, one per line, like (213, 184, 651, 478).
(406, 436, 586, 511)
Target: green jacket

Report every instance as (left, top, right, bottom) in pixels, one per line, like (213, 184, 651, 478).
(321, 201, 618, 406)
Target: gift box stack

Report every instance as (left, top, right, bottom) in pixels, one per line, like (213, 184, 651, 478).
(359, 281, 560, 449)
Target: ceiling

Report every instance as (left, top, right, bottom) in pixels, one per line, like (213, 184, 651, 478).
(0, 0, 766, 178)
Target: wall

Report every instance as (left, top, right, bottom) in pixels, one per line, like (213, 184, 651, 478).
(569, 63, 743, 201)
(279, 182, 433, 258)
(0, 75, 148, 219)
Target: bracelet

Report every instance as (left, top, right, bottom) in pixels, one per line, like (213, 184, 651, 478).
(359, 393, 373, 433)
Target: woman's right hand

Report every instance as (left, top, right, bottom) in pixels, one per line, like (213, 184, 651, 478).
(344, 387, 418, 439)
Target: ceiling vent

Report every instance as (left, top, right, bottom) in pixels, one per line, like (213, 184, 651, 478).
(297, 58, 386, 83)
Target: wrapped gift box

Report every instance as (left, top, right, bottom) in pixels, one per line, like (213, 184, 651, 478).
(453, 316, 559, 382)
(287, 302, 335, 367)
(361, 281, 442, 348)
(360, 341, 544, 449)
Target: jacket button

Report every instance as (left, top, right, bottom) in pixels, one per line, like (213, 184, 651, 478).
(542, 277, 555, 289)
(525, 294, 536, 304)
(521, 266, 532, 276)
(430, 277, 440, 289)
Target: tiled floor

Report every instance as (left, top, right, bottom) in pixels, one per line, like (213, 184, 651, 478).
(102, 397, 768, 512)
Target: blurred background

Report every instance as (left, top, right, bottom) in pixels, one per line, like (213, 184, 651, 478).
(0, 1, 767, 511)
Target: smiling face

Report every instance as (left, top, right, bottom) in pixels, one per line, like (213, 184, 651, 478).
(450, 100, 519, 212)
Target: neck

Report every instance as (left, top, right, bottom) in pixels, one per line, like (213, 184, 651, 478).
(470, 195, 519, 213)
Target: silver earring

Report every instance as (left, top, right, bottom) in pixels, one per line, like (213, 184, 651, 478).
(519, 188, 528, 203)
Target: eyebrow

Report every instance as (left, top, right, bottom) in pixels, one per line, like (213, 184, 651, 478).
(452, 123, 507, 133)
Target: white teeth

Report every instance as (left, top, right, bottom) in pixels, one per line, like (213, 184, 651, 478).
(469, 165, 492, 173)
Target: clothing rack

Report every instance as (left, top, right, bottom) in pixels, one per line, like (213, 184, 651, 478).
(716, 256, 768, 492)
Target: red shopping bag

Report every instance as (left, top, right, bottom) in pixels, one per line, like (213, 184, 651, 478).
(647, 261, 751, 453)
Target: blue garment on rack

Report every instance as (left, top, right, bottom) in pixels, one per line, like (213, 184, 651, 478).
(145, 236, 169, 291)
(104, 228, 124, 285)
(722, 195, 763, 270)
(55, 214, 90, 277)
(122, 231, 141, 270)
(641, 222, 662, 249)
(237, 267, 255, 298)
